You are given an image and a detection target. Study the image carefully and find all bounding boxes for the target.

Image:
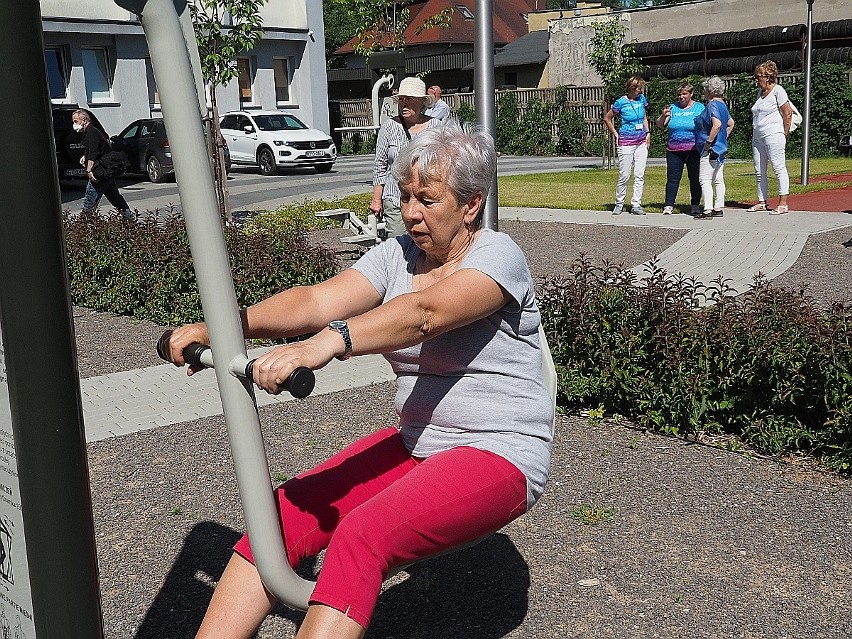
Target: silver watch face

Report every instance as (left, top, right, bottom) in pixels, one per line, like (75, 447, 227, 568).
(329, 320, 346, 330)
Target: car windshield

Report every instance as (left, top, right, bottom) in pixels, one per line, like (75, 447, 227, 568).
(253, 114, 307, 131)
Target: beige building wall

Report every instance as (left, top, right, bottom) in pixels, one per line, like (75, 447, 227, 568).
(544, 0, 852, 87)
(628, 0, 852, 43)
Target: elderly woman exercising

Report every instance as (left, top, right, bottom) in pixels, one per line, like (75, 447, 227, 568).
(164, 123, 554, 639)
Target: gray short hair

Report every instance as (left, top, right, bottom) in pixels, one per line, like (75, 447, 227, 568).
(703, 76, 726, 98)
(392, 123, 496, 220)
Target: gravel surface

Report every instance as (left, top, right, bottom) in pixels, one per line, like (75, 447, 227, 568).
(75, 221, 851, 638)
(769, 227, 852, 305)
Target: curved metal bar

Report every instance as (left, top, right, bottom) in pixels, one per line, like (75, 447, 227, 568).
(372, 74, 394, 128)
(125, 0, 313, 610)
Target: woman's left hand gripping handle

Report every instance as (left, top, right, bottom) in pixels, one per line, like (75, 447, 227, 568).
(156, 328, 316, 398)
(156, 324, 210, 375)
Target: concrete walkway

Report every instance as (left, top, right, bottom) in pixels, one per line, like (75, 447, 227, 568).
(81, 207, 852, 442)
(503, 206, 852, 297)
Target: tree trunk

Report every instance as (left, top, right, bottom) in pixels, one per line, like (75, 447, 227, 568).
(208, 87, 232, 223)
(603, 97, 614, 170)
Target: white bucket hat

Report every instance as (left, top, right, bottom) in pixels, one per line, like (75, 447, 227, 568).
(394, 77, 436, 107)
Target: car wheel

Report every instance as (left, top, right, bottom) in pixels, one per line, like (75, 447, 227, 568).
(257, 148, 277, 176)
(315, 163, 333, 174)
(146, 155, 165, 183)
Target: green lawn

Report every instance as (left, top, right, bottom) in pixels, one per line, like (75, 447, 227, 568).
(497, 157, 852, 212)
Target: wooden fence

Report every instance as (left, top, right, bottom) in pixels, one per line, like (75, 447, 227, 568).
(329, 71, 832, 150)
(330, 85, 608, 148)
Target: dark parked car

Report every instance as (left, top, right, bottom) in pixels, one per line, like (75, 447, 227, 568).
(111, 118, 231, 183)
(52, 105, 107, 180)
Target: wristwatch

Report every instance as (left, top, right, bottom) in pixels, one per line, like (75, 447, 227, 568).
(327, 320, 352, 361)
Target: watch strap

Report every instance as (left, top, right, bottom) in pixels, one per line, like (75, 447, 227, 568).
(328, 320, 352, 361)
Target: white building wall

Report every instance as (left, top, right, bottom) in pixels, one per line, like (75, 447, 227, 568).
(41, 0, 134, 22)
(259, 0, 308, 30)
(40, 0, 329, 135)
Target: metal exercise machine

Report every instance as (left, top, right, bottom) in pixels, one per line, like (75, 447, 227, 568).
(319, 51, 407, 247)
(0, 1, 547, 636)
(135, 0, 551, 613)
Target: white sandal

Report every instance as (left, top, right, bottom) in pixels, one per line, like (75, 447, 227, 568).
(746, 202, 768, 212)
(770, 204, 789, 215)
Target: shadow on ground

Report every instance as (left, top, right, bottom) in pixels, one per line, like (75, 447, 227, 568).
(135, 523, 529, 639)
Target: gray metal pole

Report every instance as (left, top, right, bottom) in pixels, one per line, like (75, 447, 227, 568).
(801, 0, 814, 186)
(116, 0, 313, 609)
(0, 2, 105, 637)
(475, 0, 498, 231)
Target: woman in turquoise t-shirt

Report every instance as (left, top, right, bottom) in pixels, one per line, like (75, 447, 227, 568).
(603, 76, 650, 216)
(655, 82, 705, 215)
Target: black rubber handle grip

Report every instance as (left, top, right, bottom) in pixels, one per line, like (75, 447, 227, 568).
(245, 360, 315, 399)
(156, 331, 315, 398)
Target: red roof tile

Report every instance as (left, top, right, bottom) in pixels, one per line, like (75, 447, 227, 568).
(336, 0, 538, 54)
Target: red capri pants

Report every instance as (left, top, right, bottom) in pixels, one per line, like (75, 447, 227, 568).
(233, 426, 528, 629)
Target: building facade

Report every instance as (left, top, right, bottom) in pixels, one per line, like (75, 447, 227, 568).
(41, 0, 331, 135)
(543, 0, 852, 87)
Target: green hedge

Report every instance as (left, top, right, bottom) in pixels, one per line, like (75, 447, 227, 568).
(538, 257, 852, 471)
(64, 210, 340, 326)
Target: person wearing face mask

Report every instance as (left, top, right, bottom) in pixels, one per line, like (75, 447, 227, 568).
(72, 109, 132, 220)
(370, 77, 441, 237)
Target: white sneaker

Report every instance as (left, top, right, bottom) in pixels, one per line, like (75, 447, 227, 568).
(612, 204, 623, 215)
(662, 206, 674, 215)
(631, 205, 646, 216)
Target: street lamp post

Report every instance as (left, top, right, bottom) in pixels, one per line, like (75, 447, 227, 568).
(475, 0, 498, 230)
(801, 0, 814, 185)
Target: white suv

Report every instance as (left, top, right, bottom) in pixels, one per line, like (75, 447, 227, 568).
(219, 111, 337, 175)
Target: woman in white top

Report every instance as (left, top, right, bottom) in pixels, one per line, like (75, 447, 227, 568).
(748, 60, 793, 215)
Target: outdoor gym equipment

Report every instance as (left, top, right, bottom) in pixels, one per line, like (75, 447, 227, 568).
(155, 336, 316, 399)
(125, 0, 543, 614)
(315, 207, 387, 247)
(0, 0, 520, 635)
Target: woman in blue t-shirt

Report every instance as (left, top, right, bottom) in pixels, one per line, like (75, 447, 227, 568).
(654, 82, 705, 215)
(693, 76, 735, 219)
(603, 76, 650, 215)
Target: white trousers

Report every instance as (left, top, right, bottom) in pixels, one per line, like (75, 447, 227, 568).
(752, 132, 789, 202)
(699, 152, 725, 211)
(615, 144, 648, 207)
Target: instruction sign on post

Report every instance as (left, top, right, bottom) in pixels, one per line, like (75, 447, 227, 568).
(0, 338, 36, 639)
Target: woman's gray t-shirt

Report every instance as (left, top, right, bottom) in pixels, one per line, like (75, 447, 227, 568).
(351, 229, 554, 506)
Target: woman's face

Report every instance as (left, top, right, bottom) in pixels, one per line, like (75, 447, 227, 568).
(400, 164, 481, 258)
(754, 71, 772, 91)
(397, 96, 427, 122)
(626, 84, 644, 100)
(676, 89, 692, 107)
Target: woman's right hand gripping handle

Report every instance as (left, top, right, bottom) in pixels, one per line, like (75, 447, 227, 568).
(156, 326, 316, 399)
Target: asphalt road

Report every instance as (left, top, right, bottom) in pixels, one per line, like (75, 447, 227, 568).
(58, 154, 665, 218)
